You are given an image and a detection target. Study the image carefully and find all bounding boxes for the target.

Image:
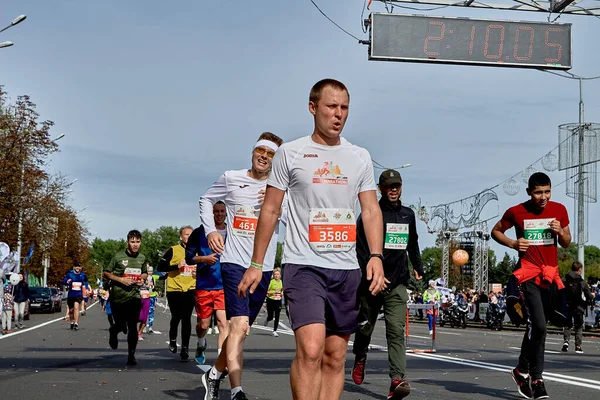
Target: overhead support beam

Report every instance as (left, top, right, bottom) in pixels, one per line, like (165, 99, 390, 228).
(551, 0, 578, 12)
(373, 0, 600, 15)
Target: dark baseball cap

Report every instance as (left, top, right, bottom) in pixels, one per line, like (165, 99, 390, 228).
(378, 169, 402, 187)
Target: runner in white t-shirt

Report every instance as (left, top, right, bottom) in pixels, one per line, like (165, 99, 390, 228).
(239, 79, 386, 400)
(200, 132, 284, 400)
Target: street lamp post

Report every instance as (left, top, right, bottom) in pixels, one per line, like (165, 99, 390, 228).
(15, 134, 65, 274)
(0, 15, 26, 48)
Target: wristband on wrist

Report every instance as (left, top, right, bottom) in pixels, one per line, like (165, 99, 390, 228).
(250, 261, 263, 270)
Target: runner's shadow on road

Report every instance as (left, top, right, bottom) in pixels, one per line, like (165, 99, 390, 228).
(343, 380, 387, 400)
(163, 388, 277, 400)
(417, 378, 517, 399)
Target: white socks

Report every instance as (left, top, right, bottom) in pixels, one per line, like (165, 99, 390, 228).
(217, 348, 222, 356)
(209, 366, 222, 380)
(231, 387, 243, 399)
(199, 337, 207, 347)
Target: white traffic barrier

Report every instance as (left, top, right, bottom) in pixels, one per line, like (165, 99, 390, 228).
(406, 303, 437, 353)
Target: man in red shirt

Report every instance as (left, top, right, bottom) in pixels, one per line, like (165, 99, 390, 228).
(492, 172, 571, 400)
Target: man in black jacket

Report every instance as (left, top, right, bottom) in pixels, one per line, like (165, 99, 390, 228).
(562, 261, 592, 354)
(351, 169, 424, 400)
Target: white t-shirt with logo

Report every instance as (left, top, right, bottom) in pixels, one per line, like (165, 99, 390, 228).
(199, 169, 279, 272)
(268, 136, 376, 270)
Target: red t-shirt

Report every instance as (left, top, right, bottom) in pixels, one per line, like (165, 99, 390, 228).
(498, 200, 569, 267)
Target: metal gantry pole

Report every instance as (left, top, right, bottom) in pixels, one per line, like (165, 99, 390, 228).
(577, 78, 586, 277)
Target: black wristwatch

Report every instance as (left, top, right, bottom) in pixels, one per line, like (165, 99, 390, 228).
(369, 254, 384, 262)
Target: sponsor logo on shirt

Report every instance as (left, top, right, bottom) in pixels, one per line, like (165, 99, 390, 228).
(303, 153, 319, 158)
(312, 211, 329, 223)
(313, 162, 348, 185)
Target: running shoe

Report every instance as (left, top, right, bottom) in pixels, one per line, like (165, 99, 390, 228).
(510, 368, 533, 399)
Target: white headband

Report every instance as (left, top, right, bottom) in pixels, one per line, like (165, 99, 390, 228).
(254, 140, 279, 152)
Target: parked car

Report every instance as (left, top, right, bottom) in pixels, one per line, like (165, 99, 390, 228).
(28, 287, 58, 313)
(49, 287, 63, 312)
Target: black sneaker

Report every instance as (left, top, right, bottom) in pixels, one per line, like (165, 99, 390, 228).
(561, 342, 568, 352)
(73, 324, 79, 331)
(232, 391, 249, 400)
(180, 346, 189, 361)
(168, 339, 177, 354)
(126, 356, 137, 366)
(70, 323, 74, 331)
(109, 327, 118, 350)
(201, 369, 222, 400)
(575, 346, 583, 354)
(510, 368, 533, 399)
(532, 379, 549, 399)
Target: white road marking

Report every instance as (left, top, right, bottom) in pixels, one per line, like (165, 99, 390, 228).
(435, 331, 463, 336)
(409, 352, 600, 391)
(508, 346, 560, 354)
(0, 301, 98, 340)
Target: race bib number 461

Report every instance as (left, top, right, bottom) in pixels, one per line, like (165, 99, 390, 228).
(308, 208, 356, 252)
(523, 218, 554, 246)
(232, 205, 259, 237)
(385, 223, 409, 250)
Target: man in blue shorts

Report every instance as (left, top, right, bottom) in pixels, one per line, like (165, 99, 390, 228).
(62, 261, 89, 331)
(200, 132, 285, 400)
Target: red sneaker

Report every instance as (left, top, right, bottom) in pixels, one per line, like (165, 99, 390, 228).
(388, 378, 411, 399)
(352, 355, 366, 385)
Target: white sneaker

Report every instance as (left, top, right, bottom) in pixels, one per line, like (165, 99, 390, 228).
(272, 331, 279, 337)
(429, 330, 433, 335)
(207, 328, 213, 335)
(213, 327, 219, 334)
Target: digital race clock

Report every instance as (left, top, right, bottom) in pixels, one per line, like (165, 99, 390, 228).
(369, 13, 572, 70)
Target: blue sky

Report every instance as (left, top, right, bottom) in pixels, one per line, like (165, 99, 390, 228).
(2, 0, 599, 259)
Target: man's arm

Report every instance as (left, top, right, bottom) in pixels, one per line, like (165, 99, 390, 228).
(251, 185, 285, 265)
(491, 220, 516, 249)
(491, 214, 531, 253)
(556, 225, 571, 249)
(157, 248, 176, 272)
(582, 281, 593, 303)
(237, 186, 285, 297)
(358, 190, 386, 295)
(199, 174, 228, 254)
(407, 211, 424, 277)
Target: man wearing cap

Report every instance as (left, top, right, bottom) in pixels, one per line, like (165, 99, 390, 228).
(352, 169, 424, 399)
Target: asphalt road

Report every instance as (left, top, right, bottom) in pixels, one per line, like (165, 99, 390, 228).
(0, 300, 598, 400)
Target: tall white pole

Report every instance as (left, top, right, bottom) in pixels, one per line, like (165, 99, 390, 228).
(577, 78, 585, 278)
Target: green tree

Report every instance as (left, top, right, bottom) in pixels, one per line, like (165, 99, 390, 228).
(489, 252, 516, 286)
(420, 246, 442, 282)
(558, 243, 600, 283)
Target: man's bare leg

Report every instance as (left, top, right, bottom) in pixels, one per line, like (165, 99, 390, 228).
(216, 310, 229, 353)
(290, 323, 326, 400)
(222, 316, 248, 387)
(318, 334, 350, 400)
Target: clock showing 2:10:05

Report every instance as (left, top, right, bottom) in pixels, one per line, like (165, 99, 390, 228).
(369, 13, 572, 70)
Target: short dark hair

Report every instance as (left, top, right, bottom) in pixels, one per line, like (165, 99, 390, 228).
(528, 172, 551, 190)
(572, 261, 583, 272)
(257, 132, 283, 147)
(309, 78, 350, 104)
(215, 200, 225, 206)
(127, 230, 142, 241)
